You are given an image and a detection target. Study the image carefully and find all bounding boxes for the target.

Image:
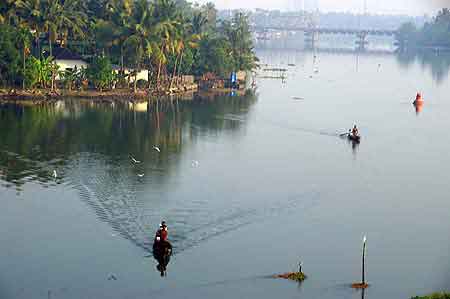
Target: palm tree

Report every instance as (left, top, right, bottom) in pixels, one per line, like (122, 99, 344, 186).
(151, 0, 182, 90)
(54, 0, 87, 48)
(37, 0, 86, 90)
(42, 0, 86, 58)
(170, 17, 201, 89)
(15, 0, 45, 57)
(112, 0, 134, 71)
(203, 2, 217, 31)
(0, 0, 17, 25)
(17, 26, 32, 89)
(222, 13, 257, 71)
(192, 11, 207, 35)
(124, 0, 152, 92)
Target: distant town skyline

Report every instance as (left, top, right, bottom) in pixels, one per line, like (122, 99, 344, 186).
(194, 0, 450, 16)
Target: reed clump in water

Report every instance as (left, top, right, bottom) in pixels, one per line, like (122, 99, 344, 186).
(411, 293, 450, 299)
(274, 272, 307, 282)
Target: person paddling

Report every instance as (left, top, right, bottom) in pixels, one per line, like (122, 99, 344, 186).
(155, 221, 168, 242)
(351, 125, 359, 137)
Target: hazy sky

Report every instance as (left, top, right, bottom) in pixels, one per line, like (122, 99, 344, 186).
(194, 0, 450, 15)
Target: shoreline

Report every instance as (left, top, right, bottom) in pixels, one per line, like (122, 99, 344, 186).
(0, 87, 252, 105)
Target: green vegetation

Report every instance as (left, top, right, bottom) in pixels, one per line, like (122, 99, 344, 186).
(0, 24, 21, 87)
(24, 56, 59, 89)
(412, 293, 450, 299)
(274, 272, 307, 282)
(0, 0, 257, 92)
(285, 272, 307, 282)
(396, 9, 450, 50)
(86, 56, 114, 92)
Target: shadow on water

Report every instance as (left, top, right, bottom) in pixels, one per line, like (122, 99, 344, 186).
(0, 89, 323, 258)
(3, 92, 313, 255)
(396, 51, 450, 85)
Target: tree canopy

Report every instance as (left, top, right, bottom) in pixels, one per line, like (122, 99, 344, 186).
(396, 8, 450, 49)
(0, 0, 258, 89)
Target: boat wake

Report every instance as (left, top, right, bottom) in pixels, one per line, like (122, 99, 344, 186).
(65, 152, 320, 254)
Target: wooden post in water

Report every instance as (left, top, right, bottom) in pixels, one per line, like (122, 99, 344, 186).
(362, 235, 367, 284)
(352, 235, 368, 289)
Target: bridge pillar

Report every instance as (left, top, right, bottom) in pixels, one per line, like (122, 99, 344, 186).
(356, 32, 368, 51)
(304, 30, 319, 49)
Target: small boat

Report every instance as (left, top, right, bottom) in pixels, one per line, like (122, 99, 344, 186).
(348, 134, 361, 142)
(413, 92, 424, 105)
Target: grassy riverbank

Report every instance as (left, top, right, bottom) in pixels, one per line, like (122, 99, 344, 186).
(0, 87, 253, 105)
(412, 293, 450, 299)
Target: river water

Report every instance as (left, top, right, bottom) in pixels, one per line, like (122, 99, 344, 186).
(1, 49, 450, 299)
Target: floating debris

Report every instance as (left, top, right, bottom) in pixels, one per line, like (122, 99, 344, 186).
(108, 274, 118, 281)
(351, 283, 369, 289)
(274, 272, 307, 282)
(52, 170, 57, 178)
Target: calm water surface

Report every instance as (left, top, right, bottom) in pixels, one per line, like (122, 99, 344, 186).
(1, 50, 450, 299)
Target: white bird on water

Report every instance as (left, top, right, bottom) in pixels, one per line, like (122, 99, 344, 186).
(153, 146, 161, 153)
(52, 170, 57, 178)
(137, 173, 145, 178)
(130, 156, 141, 164)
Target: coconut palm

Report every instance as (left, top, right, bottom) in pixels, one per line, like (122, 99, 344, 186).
(0, 0, 17, 25)
(150, 0, 183, 89)
(54, 0, 87, 48)
(37, 0, 86, 90)
(124, 0, 152, 92)
(17, 26, 32, 89)
(14, 0, 45, 57)
(169, 17, 201, 89)
(42, 0, 86, 58)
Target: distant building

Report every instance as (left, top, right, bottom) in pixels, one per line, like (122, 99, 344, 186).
(52, 47, 88, 75)
(111, 65, 149, 83)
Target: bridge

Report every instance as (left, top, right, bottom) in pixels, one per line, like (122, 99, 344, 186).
(252, 25, 398, 50)
(252, 26, 397, 36)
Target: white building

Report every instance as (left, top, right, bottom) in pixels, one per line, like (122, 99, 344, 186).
(52, 48, 88, 79)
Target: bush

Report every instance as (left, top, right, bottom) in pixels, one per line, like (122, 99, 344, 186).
(86, 56, 115, 91)
(0, 24, 21, 86)
(25, 56, 58, 89)
(59, 66, 86, 91)
(136, 79, 148, 89)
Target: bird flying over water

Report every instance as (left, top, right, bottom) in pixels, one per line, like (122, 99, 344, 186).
(130, 156, 141, 164)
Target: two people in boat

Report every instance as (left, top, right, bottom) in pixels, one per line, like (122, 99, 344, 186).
(153, 221, 172, 276)
(154, 221, 168, 243)
(349, 125, 359, 138)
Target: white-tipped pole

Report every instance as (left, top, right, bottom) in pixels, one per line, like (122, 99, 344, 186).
(362, 235, 367, 284)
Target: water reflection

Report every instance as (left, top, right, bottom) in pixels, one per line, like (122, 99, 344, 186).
(153, 239, 172, 277)
(0, 91, 257, 253)
(396, 51, 450, 85)
(349, 138, 360, 158)
(413, 101, 424, 115)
